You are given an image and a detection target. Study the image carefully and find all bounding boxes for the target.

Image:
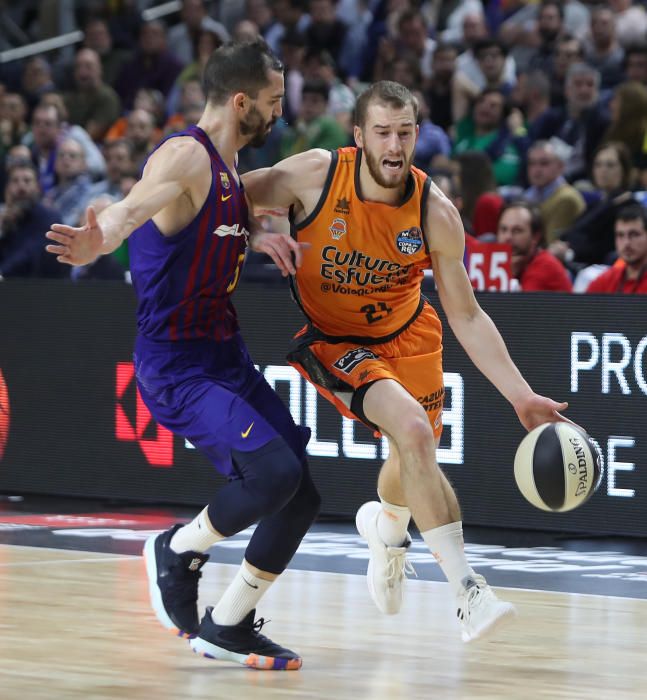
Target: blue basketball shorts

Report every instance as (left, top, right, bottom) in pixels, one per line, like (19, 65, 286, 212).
(133, 333, 309, 477)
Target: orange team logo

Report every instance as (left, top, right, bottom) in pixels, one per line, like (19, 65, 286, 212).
(329, 218, 347, 240)
(220, 172, 231, 189)
(0, 369, 9, 461)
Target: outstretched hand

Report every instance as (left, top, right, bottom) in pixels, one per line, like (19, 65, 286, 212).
(248, 229, 310, 277)
(514, 393, 574, 432)
(45, 206, 104, 266)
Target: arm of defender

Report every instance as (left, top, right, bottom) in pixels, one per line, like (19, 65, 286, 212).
(242, 149, 330, 213)
(45, 138, 207, 265)
(424, 183, 569, 430)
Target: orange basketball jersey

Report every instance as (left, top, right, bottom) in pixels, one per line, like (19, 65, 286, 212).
(291, 147, 434, 340)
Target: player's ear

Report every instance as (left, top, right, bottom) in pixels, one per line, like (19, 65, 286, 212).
(232, 92, 247, 113)
(353, 125, 363, 148)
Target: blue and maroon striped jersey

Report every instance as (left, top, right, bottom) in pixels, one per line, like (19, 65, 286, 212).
(128, 126, 248, 342)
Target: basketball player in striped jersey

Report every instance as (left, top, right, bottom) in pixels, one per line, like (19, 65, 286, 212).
(45, 40, 319, 670)
(244, 81, 570, 642)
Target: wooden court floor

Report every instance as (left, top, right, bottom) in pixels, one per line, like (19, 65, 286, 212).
(0, 544, 644, 700)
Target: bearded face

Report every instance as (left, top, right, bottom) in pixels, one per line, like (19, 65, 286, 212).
(362, 140, 414, 189)
(240, 102, 277, 148)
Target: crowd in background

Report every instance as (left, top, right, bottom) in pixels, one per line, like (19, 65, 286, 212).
(0, 0, 646, 293)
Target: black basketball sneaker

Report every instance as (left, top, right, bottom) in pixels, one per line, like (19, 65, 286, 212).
(143, 524, 209, 638)
(189, 607, 302, 670)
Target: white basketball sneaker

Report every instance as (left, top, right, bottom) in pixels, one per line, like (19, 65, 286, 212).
(355, 501, 415, 615)
(456, 574, 517, 643)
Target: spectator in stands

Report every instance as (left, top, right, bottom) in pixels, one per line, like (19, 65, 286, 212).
(168, 0, 229, 66)
(554, 142, 635, 266)
(412, 90, 451, 172)
(426, 43, 457, 133)
(496, 201, 573, 292)
(42, 137, 93, 227)
(165, 80, 206, 133)
(81, 17, 133, 88)
(624, 44, 647, 85)
(170, 30, 213, 109)
(499, 0, 590, 47)
(302, 49, 355, 133)
(233, 19, 261, 42)
(608, 0, 647, 50)
(264, 0, 310, 55)
(305, 0, 349, 67)
(69, 195, 128, 281)
(437, 0, 485, 45)
(511, 70, 552, 140)
(549, 34, 584, 108)
(586, 203, 647, 293)
(583, 7, 625, 89)
(0, 161, 64, 279)
(453, 39, 514, 122)
(63, 48, 121, 142)
(0, 92, 29, 157)
(20, 56, 55, 113)
(455, 151, 503, 238)
(280, 79, 348, 158)
(104, 88, 164, 144)
(83, 139, 135, 204)
(372, 9, 433, 84)
(25, 99, 106, 187)
(524, 140, 586, 243)
(115, 20, 183, 110)
(532, 62, 609, 181)
(453, 88, 522, 186)
(602, 81, 647, 170)
(124, 109, 158, 172)
(524, 1, 566, 75)
(278, 28, 306, 126)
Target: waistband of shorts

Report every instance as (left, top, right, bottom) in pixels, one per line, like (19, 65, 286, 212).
(302, 297, 426, 347)
(135, 331, 242, 353)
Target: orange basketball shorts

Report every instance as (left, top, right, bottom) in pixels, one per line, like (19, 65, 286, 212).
(287, 303, 445, 439)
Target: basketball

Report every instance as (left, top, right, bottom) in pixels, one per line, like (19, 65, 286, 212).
(514, 422, 604, 512)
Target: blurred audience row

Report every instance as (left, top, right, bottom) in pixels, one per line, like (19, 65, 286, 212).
(0, 0, 646, 294)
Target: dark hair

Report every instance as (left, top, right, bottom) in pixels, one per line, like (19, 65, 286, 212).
(202, 39, 283, 105)
(301, 78, 329, 101)
(6, 160, 38, 180)
(353, 80, 418, 129)
(103, 138, 134, 158)
(592, 141, 632, 190)
(539, 0, 564, 20)
(473, 39, 507, 60)
(499, 200, 546, 247)
(616, 202, 647, 228)
(624, 43, 647, 64)
(456, 151, 496, 221)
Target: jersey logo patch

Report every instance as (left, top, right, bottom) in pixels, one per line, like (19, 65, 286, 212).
(334, 197, 350, 215)
(329, 218, 347, 240)
(213, 223, 248, 238)
(333, 347, 378, 374)
(220, 172, 230, 189)
(396, 227, 424, 255)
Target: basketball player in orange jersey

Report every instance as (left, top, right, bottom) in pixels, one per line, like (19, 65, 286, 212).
(243, 81, 570, 642)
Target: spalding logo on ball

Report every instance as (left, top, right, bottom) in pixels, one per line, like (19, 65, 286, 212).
(514, 422, 603, 512)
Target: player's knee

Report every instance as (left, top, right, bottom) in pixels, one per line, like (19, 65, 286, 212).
(232, 438, 304, 510)
(290, 468, 321, 526)
(397, 413, 435, 454)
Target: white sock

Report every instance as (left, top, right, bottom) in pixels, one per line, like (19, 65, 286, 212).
(421, 521, 475, 595)
(377, 496, 411, 547)
(170, 506, 224, 554)
(211, 562, 274, 626)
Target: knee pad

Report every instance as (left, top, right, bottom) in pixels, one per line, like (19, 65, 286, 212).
(231, 437, 303, 510)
